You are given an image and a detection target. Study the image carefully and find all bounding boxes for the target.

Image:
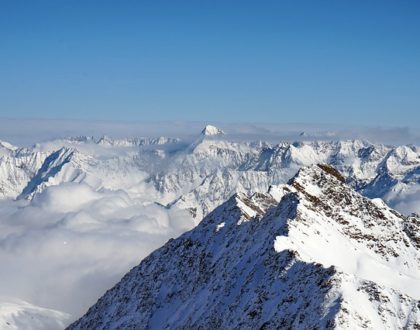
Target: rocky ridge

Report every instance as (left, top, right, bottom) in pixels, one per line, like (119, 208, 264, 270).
(68, 164, 420, 329)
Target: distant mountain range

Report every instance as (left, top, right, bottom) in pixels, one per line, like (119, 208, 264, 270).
(1, 125, 419, 218)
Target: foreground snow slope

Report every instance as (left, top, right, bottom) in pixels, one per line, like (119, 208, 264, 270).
(68, 165, 420, 329)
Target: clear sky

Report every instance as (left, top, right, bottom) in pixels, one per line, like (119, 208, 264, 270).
(0, 1, 419, 126)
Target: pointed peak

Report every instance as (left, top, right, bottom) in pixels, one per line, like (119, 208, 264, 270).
(201, 125, 225, 136)
(286, 164, 348, 204)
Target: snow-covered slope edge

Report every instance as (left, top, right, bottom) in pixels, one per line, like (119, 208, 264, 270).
(68, 164, 420, 329)
(0, 297, 71, 330)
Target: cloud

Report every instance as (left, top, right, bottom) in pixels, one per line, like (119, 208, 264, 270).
(392, 190, 420, 215)
(0, 183, 195, 322)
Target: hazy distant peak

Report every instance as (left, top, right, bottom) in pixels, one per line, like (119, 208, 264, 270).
(201, 125, 225, 136)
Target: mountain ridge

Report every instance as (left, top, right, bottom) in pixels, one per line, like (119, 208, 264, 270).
(68, 164, 420, 329)
(1, 126, 419, 218)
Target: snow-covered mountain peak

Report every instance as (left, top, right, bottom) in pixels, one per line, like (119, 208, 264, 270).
(288, 164, 414, 247)
(291, 163, 346, 185)
(277, 164, 420, 301)
(201, 124, 225, 136)
(18, 147, 82, 200)
(69, 163, 420, 329)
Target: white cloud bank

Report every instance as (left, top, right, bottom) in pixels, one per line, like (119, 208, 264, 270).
(391, 190, 420, 215)
(0, 183, 195, 323)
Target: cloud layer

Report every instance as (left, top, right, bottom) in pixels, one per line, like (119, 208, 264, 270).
(0, 183, 194, 320)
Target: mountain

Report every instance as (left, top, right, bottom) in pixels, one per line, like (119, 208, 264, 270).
(0, 142, 47, 199)
(1, 126, 419, 326)
(0, 297, 70, 330)
(201, 124, 225, 136)
(1, 128, 419, 230)
(152, 136, 420, 219)
(1, 126, 419, 219)
(68, 164, 420, 329)
(96, 135, 180, 147)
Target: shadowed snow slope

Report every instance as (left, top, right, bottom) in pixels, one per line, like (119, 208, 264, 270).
(68, 165, 420, 330)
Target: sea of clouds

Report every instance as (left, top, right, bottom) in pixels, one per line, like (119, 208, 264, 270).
(0, 182, 194, 321)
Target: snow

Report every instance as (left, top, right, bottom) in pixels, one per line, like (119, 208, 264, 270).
(235, 196, 258, 222)
(0, 297, 70, 330)
(267, 184, 294, 202)
(0, 126, 419, 327)
(201, 125, 225, 136)
(274, 164, 420, 301)
(274, 220, 420, 299)
(215, 222, 225, 232)
(69, 164, 420, 329)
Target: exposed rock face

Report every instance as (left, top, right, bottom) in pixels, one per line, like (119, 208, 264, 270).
(68, 165, 420, 329)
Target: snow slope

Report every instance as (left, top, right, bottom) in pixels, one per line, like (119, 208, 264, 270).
(0, 297, 70, 330)
(68, 165, 420, 329)
(0, 142, 47, 199)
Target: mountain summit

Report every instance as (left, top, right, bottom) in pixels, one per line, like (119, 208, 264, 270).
(201, 125, 225, 136)
(68, 164, 420, 329)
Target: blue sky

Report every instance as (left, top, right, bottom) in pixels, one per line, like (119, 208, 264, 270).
(0, 1, 419, 126)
